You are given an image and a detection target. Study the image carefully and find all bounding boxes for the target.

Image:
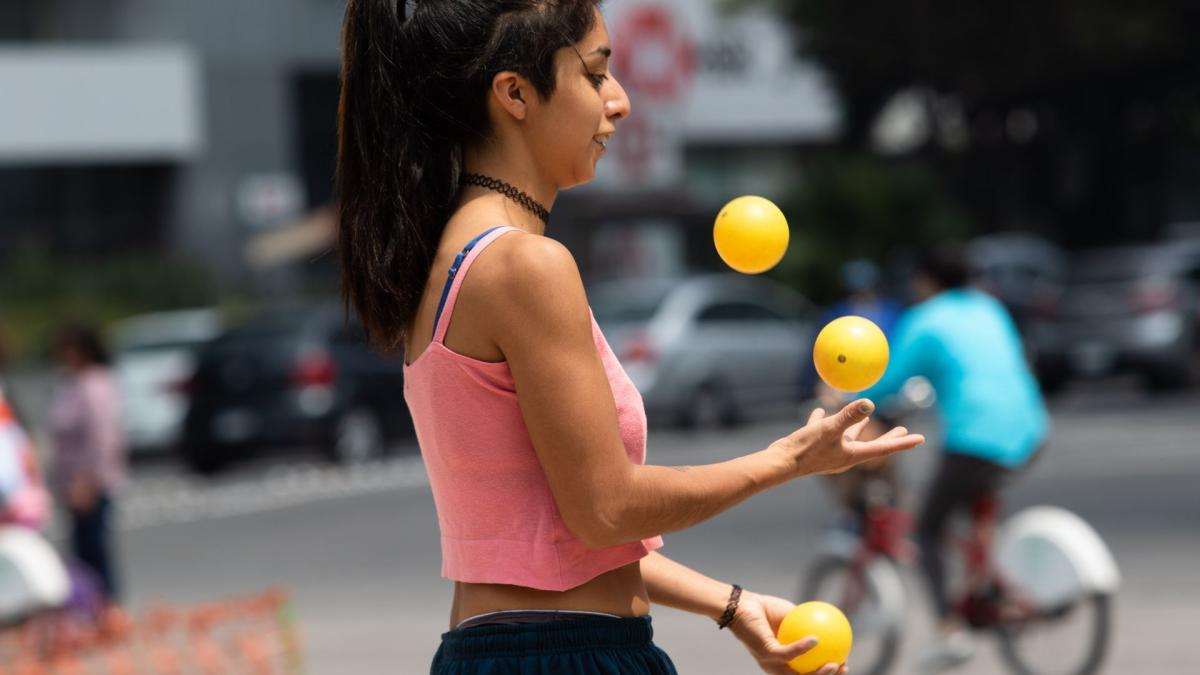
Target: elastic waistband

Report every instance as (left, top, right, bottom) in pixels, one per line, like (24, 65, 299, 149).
(439, 615, 654, 658)
(456, 609, 623, 630)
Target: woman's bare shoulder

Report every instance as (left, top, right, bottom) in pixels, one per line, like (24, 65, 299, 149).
(464, 232, 591, 343)
(470, 232, 585, 305)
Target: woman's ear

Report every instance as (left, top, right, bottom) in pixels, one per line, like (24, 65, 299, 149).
(491, 71, 529, 121)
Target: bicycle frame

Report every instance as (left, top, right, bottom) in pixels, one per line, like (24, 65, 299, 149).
(948, 495, 1045, 630)
(834, 491, 1046, 631)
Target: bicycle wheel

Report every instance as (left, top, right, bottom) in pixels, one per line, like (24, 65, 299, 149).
(801, 556, 905, 675)
(992, 506, 1119, 675)
(996, 592, 1112, 675)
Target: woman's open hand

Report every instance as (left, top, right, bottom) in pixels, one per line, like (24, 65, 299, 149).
(772, 399, 923, 477)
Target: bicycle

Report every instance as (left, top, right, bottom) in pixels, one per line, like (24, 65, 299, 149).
(800, 464, 1120, 675)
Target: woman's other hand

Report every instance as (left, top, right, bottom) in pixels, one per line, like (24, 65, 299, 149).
(66, 476, 98, 512)
(728, 590, 848, 675)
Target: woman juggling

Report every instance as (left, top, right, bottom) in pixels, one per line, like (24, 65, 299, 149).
(335, 1, 923, 672)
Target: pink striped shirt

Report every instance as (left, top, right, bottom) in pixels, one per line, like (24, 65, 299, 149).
(48, 366, 127, 497)
(403, 226, 662, 591)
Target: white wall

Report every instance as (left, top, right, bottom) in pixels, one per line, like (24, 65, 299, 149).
(0, 46, 202, 164)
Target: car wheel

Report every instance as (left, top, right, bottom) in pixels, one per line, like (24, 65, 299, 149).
(330, 406, 386, 464)
(1036, 366, 1070, 397)
(681, 382, 737, 429)
(1145, 330, 1200, 392)
(180, 444, 228, 476)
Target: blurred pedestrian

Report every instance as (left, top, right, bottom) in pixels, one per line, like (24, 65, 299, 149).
(0, 320, 51, 530)
(47, 322, 126, 607)
(0, 383, 52, 531)
(336, 2, 922, 674)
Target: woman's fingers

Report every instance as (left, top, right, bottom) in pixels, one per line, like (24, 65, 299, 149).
(844, 415, 871, 441)
(827, 399, 873, 434)
(807, 407, 827, 424)
(850, 432, 925, 461)
(774, 636, 818, 662)
(877, 425, 909, 440)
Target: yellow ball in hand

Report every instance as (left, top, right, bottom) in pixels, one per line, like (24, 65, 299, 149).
(777, 601, 853, 673)
(813, 316, 890, 392)
(713, 195, 790, 274)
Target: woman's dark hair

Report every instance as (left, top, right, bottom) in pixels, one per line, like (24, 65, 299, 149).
(53, 322, 111, 367)
(337, 0, 601, 352)
(914, 242, 972, 290)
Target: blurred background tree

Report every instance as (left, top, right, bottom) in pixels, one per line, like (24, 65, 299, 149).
(740, 0, 1200, 247)
(0, 241, 220, 361)
(769, 154, 970, 304)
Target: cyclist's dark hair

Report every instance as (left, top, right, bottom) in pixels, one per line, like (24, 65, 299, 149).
(53, 322, 111, 367)
(337, 0, 601, 353)
(915, 242, 971, 290)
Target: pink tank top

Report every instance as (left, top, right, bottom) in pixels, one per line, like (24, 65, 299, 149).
(403, 226, 663, 592)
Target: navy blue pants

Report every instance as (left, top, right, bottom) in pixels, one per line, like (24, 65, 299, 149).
(917, 452, 1009, 618)
(431, 615, 678, 674)
(69, 493, 120, 602)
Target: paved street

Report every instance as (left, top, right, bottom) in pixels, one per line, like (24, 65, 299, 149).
(90, 382, 1200, 673)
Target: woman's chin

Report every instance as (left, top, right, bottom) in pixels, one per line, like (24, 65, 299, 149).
(562, 166, 598, 190)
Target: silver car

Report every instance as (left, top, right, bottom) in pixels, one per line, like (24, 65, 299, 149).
(589, 275, 815, 427)
(968, 232, 1067, 332)
(1028, 239, 1200, 391)
(113, 308, 223, 456)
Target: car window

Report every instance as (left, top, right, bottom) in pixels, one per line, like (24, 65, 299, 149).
(590, 286, 673, 325)
(697, 302, 785, 323)
(117, 337, 213, 354)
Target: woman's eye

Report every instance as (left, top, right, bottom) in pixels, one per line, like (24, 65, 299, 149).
(588, 72, 609, 88)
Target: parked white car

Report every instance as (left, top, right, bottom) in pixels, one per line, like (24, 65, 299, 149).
(589, 275, 816, 427)
(112, 308, 222, 456)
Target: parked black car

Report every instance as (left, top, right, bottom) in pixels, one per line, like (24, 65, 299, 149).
(180, 303, 412, 474)
(1027, 239, 1200, 392)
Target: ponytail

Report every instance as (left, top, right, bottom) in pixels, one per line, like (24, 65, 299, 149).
(336, 0, 601, 353)
(337, 0, 456, 353)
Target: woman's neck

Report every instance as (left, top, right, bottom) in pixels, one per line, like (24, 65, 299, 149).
(461, 146, 556, 235)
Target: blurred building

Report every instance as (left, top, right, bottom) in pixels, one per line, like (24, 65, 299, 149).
(0, 0, 344, 279)
(0, 0, 840, 286)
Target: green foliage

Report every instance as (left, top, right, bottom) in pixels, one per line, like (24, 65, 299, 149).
(0, 243, 220, 362)
(767, 154, 971, 304)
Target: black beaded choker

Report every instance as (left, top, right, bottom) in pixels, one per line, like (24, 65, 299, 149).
(460, 173, 551, 224)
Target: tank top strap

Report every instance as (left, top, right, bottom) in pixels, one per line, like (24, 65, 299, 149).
(431, 225, 521, 343)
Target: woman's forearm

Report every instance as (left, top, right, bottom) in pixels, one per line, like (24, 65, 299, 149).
(590, 447, 794, 547)
(573, 401, 918, 550)
(640, 551, 733, 622)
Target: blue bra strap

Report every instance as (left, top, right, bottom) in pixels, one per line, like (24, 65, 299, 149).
(431, 226, 506, 340)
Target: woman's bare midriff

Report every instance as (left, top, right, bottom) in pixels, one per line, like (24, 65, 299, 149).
(450, 560, 650, 629)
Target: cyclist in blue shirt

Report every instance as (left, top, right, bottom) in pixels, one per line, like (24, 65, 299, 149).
(858, 244, 1050, 672)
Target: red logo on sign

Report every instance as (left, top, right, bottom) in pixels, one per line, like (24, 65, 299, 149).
(613, 5, 696, 102)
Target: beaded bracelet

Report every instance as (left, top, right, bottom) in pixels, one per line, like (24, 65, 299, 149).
(716, 584, 743, 629)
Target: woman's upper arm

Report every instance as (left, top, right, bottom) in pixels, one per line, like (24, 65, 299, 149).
(484, 235, 634, 546)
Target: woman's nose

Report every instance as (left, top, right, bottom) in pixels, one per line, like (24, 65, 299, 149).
(606, 75, 631, 122)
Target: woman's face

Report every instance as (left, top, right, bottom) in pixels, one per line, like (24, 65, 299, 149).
(55, 341, 86, 372)
(529, 7, 630, 189)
